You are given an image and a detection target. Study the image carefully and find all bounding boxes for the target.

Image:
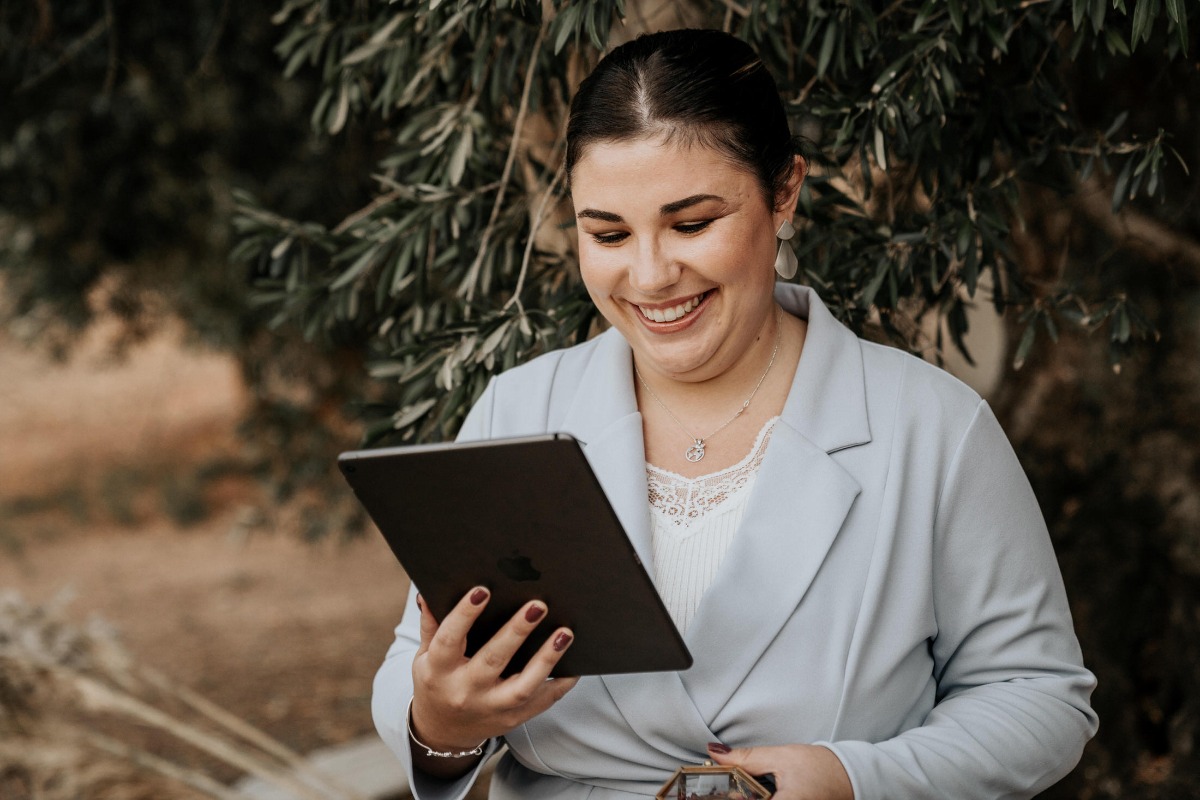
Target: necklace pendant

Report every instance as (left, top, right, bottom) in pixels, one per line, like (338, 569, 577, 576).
(685, 440, 706, 462)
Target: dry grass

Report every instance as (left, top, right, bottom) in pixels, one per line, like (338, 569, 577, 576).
(0, 590, 375, 800)
(0, 323, 410, 797)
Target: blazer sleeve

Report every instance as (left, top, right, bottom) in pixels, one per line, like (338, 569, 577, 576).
(371, 378, 502, 800)
(820, 401, 1098, 800)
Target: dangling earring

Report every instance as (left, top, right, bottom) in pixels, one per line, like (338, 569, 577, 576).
(774, 219, 798, 280)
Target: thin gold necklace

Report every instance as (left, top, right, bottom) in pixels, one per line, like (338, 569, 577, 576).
(635, 307, 783, 463)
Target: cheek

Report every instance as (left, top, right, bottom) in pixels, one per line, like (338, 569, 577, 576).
(686, 230, 769, 281)
(577, 248, 621, 299)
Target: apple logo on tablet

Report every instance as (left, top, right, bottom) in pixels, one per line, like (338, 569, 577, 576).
(498, 551, 541, 582)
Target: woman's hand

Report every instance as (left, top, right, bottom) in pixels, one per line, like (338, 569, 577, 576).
(409, 586, 579, 778)
(706, 742, 853, 800)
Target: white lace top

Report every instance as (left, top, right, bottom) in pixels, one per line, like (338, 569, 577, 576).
(646, 417, 778, 634)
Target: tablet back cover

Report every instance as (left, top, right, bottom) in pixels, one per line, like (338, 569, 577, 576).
(339, 434, 692, 677)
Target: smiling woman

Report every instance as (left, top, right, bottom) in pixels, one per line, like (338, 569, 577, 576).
(371, 29, 1097, 800)
(570, 136, 800, 473)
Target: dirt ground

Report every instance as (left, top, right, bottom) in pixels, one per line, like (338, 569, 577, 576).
(0, 323, 413, 789)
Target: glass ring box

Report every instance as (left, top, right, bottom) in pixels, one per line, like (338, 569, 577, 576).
(655, 762, 774, 799)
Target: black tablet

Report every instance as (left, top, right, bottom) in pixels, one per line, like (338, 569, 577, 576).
(338, 433, 692, 677)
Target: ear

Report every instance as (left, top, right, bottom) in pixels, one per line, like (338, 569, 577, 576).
(774, 154, 808, 221)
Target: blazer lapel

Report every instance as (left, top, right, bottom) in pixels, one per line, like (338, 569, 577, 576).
(557, 331, 720, 756)
(772, 283, 872, 455)
(681, 284, 873, 719)
(557, 329, 653, 567)
(587, 424, 722, 757)
(680, 422, 862, 716)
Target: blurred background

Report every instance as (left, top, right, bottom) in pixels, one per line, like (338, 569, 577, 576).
(1, 1, 1198, 798)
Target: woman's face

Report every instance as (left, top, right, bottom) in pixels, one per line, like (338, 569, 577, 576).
(571, 136, 791, 384)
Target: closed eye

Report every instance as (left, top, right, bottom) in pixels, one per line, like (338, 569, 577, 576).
(675, 220, 713, 235)
(591, 231, 629, 245)
(587, 219, 712, 244)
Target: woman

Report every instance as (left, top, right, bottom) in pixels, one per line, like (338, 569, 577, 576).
(373, 29, 1098, 800)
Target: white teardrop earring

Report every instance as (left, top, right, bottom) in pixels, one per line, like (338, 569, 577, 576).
(774, 219, 798, 279)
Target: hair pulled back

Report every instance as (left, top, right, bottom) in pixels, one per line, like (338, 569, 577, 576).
(565, 29, 797, 209)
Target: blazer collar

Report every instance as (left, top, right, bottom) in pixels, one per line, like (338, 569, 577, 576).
(773, 283, 871, 453)
(558, 325, 639, 448)
(559, 283, 872, 457)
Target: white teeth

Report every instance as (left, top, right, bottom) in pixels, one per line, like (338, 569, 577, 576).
(639, 292, 704, 323)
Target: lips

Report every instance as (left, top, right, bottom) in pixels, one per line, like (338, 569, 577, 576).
(637, 291, 708, 323)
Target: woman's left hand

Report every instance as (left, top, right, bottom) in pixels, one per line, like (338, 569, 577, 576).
(706, 742, 853, 800)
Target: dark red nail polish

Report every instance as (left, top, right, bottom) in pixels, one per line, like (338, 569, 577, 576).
(707, 742, 732, 754)
(525, 604, 546, 623)
(553, 632, 573, 652)
(469, 588, 488, 605)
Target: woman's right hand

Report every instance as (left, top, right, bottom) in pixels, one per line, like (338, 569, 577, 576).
(408, 586, 579, 777)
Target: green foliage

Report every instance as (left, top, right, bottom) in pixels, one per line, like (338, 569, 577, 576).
(233, 0, 1195, 447)
(0, 1, 368, 353)
(0, 3, 381, 533)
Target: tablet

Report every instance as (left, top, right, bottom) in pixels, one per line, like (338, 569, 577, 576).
(338, 433, 692, 677)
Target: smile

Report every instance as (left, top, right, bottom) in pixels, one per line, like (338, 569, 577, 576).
(637, 292, 708, 323)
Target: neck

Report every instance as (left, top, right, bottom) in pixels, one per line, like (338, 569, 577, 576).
(635, 305, 784, 414)
(635, 304, 805, 473)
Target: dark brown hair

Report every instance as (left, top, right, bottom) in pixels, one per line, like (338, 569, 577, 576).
(565, 29, 798, 208)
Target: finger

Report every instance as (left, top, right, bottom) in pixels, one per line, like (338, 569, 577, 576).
(415, 593, 439, 654)
(500, 672, 580, 730)
(426, 586, 491, 662)
(494, 626, 576, 706)
(522, 673, 581, 719)
(708, 744, 796, 796)
(706, 743, 780, 778)
(468, 600, 552, 677)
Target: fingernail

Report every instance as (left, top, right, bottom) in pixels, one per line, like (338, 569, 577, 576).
(469, 588, 488, 606)
(707, 742, 731, 754)
(553, 632, 573, 652)
(525, 604, 546, 623)
(416, 594, 424, 611)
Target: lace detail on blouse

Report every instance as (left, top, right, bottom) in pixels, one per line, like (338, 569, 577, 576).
(646, 417, 778, 531)
(646, 418, 779, 634)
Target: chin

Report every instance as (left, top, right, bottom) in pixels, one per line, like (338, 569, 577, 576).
(635, 341, 722, 381)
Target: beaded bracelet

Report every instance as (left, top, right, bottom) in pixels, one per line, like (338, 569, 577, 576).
(406, 698, 488, 758)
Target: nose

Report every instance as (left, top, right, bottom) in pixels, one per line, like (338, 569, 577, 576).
(627, 237, 681, 296)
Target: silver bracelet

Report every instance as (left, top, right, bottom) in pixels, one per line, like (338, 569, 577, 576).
(406, 697, 487, 759)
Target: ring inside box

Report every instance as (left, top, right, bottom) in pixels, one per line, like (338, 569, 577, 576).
(655, 762, 773, 800)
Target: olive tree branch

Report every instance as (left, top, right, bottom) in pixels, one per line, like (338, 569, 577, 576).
(461, 20, 548, 304)
(1073, 177, 1200, 275)
(194, 0, 233, 77)
(332, 190, 403, 236)
(17, 18, 107, 93)
(331, 178, 502, 236)
(716, 0, 750, 18)
(102, 0, 117, 95)
(505, 159, 566, 312)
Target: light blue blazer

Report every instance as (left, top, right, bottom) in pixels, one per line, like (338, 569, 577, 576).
(373, 283, 1098, 800)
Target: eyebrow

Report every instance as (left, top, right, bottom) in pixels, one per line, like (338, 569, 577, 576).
(660, 194, 722, 215)
(576, 194, 725, 223)
(576, 208, 624, 222)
